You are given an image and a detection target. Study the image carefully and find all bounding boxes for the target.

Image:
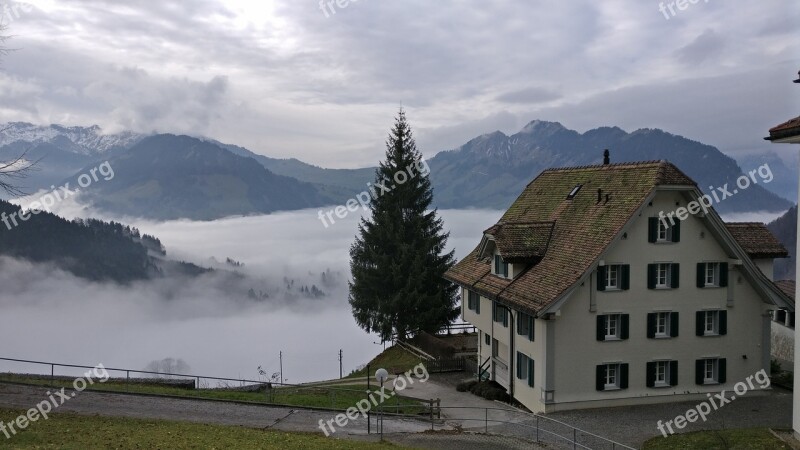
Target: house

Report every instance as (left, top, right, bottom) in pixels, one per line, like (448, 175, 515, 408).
(771, 280, 795, 369)
(444, 157, 792, 413)
(764, 69, 800, 439)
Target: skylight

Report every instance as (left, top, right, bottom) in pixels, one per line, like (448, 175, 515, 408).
(567, 184, 583, 199)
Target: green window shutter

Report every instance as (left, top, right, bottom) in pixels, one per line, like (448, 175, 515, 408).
(621, 265, 630, 290)
(597, 266, 607, 291)
(718, 359, 727, 384)
(621, 314, 630, 340)
(596, 365, 607, 391)
(719, 311, 727, 335)
(669, 361, 678, 386)
(672, 221, 681, 242)
(503, 261, 509, 278)
(697, 263, 706, 288)
(596, 315, 606, 341)
(670, 263, 680, 288)
(670, 312, 680, 337)
(695, 360, 705, 385)
(647, 264, 657, 289)
(528, 359, 534, 387)
(620, 364, 629, 389)
(516, 352, 523, 379)
(492, 302, 497, 322)
(476, 295, 480, 314)
(696, 311, 705, 336)
(503, 309, 509, 327)
(647, 313, 656, 339)
(719, 263, 729, 287)
(528, 316, 534, 341)
(646, 362, 656, 388)
(648, 218, 658, 243)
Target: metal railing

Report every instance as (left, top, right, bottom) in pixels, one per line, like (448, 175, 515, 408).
(0, 357, 429, 414)
(380, 404, 637, 450)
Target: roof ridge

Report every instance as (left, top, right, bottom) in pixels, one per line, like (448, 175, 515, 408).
(541, 160, 668, 173)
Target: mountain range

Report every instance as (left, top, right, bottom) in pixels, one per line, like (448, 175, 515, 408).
(0, 120, 794, 220)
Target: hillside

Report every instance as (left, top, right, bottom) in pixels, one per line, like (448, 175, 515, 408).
(70, 134, 330, 220)
(768, 205, 797, 281)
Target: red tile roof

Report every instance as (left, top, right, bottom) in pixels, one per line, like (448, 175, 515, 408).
(724, 222, 789, 259)
(444, 161, 695, 314)
(774, 280, 795, 302)
(767, 116, 800, 141)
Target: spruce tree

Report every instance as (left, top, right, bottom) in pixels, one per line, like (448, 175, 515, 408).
(349, 110, 458, 341)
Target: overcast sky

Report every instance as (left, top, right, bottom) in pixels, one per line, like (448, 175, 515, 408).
(0, 0, 798, 168)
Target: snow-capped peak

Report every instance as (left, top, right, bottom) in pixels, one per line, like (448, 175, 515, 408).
(0, 122, 146, 156)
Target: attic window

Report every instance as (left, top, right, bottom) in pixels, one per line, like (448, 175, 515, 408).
(567, 184, 583, 200)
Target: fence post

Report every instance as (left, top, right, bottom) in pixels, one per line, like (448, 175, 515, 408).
(196, 376, 200, 390)
(485, 408, 488, 433)
(430, 399, 434, 431)
(126, 370, 130, 392)
(437, 399, 441, 419)
(50, 364, 54, 384)
(573, 428, 577, 450)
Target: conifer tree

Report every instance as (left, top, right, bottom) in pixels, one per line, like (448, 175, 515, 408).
(349, 110, 458, 341)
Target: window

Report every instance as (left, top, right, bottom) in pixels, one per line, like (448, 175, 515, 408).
(567, 184, 582, 199)
(467, 290, 480, 313)
(606, 315, 618, 338)
(695, 358, 727, 385)
(597, 264, 630, 291)
(516, 352, 534, 387)
(484, 333, 491, 346)
(493, 302, 509, 327)
(517, 312, 534, 341)
(648, 218, 681, 243)
(647, 312, 679, 338)
(648, 263, 679, 289)
(596, 363, 629, 391)
(696, 310, 727, 337)
(494, 254, 509, 278)
(647, 360, 678, 388)
(696, 262, 728, 288)
(657, 220, 670, 242)
(596, 314, 629, 341)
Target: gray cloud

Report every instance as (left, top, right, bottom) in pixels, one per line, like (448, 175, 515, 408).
(0, 0, 796, 167)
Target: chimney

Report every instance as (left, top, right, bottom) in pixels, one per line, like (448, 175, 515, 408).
(597, 188, 602, 203)
(603, 149, 610, 165)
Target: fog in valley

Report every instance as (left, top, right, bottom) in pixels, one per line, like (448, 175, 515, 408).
(0, 201, 503, 383)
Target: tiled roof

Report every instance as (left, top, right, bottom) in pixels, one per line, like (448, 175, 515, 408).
(724, 222, 789, 259)
(774, 280, 795, 302)
(444, 161, 695, 314)
(767, 116, 800, 141)
(482, 222, 554, 263)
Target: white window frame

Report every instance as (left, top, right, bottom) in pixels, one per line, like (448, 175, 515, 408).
(606, 265, 620, 290)
(605, 314, 620, 340)
(655, 361, 669, 387)
(705, 263, 720, 287)
(657, 221, 672, 242)
(656, 263, 670, 288)
(704, 311, 719, 336)
(704, 359, 718, 384)
(604, 364, 619, 389)
(655, 312, 670, 338)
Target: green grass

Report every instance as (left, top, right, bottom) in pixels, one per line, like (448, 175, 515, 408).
(642, 428, 789, 449)
(0, 374, 424, 414)
(347, 346, 424, 379)
(0, 408, 405, 449)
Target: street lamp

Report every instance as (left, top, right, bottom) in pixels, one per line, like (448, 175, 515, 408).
(375, 368, 389, 439)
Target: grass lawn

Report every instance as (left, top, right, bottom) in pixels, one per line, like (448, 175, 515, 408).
(0, 408, 405, 449)
(642, 428, 789, 449)
(347, 346, 424, 379)
(0, 374, 424, 414)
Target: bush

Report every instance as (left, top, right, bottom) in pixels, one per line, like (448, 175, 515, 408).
(467, 380, 510, 402)
(456, 380, 478, 392)
(771, 359, 782, 374)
